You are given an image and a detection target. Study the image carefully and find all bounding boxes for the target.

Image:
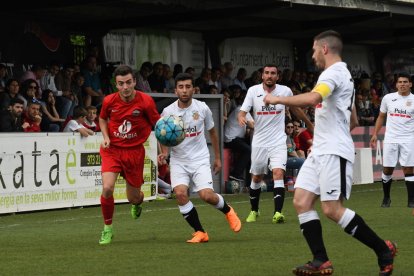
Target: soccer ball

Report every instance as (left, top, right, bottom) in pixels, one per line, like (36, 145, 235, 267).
(155, 115, 186, 147)
(226, 180, 240, 194)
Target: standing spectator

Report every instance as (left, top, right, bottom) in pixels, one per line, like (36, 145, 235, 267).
(0, 98, 25, 132)
(209, 67, 222, 92)
(238, 64, 312, 224)
(195, 68, 211, 94)
(158, 73, 241, 243)
(148, 62, 165, 93)
(264, 29, 396, 276)
(63, 106, 94, 137)
(233, 67, 247, 91)
(98, 65, 160, 245)
(370, 72, 414, 208)
(71, 72, 85, 108)
(163, 64, 175, 93)
(224, 89, 253, 182)
(221, 62, 234, 90)
(23, 99, 42, 132)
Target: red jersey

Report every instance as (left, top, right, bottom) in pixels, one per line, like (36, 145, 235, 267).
(23, 114, 41, 132)
(298, 129, 313, 151)
(100, 91, 160, 148)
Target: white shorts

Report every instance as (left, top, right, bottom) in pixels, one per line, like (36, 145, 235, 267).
(294, 154, 353, 201)
(170, 161, 213, 192)
(383, 142, 414, 167)
(250, 145, 287, 175)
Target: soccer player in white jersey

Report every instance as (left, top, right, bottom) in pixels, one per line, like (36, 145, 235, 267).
(370, 72, 414, 208)
(238, 64, 312, 224)
(264, 30, 396, 276)
(158, 73, 241, 243)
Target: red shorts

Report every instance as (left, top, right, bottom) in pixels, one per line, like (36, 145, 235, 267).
(100, 145, 145, 188)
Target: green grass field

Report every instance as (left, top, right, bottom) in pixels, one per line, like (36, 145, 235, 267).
(1, 181, 412, 276)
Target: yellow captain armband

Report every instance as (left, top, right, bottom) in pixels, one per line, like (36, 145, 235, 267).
(313, 83, 331, 99)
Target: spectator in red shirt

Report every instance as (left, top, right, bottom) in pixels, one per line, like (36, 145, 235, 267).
(23, 99, 42, 132)
(98, 65, 160, 245)
(298, 126, 313, 157)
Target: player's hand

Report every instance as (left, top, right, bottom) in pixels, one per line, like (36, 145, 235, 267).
(370, 135, 377, 148)
(101, 138, 110, 149)
(263, 94, 279, 105)
(213, 158, 222, 175)
(238, 115, 247, 127)
(157, 153, 168, 166)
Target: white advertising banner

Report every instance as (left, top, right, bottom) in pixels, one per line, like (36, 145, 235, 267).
(220, 37, 293, 76)
(103, 30, 137, 68)
(0, 132, 158, 214)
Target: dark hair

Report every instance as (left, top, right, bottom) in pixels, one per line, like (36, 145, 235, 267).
(396, 72, 411, 81)
(73, 106, 88, 119)
(173, 64, 183, 78)
(175, 73, 194, 86)
(263, 64, 278, 71)
(10, 97, 24, 106)
(113, 65, 134, 78)
(314, 30, 343, 54)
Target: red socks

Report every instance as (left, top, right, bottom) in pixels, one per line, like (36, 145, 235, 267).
(100, 195, 114, 225)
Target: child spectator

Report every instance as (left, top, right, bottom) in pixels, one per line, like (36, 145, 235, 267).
(82, 105, 100, 132)
(63, 106, 94, 137)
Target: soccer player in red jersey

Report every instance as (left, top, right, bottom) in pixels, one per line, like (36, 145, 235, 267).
(98, 65, 160, 245)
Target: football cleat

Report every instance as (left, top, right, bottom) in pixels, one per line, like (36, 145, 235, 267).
(99, 225, 113, 245)
(379, 240, 397, 276)
(225, 206, 241, 232)
(131, 204, 142, 220)
(186, 231, 209, 243)
(272, 211, 286, 224)
(381, 198, 391, 208)
(292, 260, 333, 275)
(246, 210, 260, 222)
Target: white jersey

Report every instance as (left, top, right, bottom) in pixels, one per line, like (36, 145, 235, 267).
(380, 92, 414, 143)
(63, 119, 85, 132)
(161, 98, 214, 164)
(224, 105, 253, 142)
(311, 62, 355, 163)
(240, 84, 292, 147)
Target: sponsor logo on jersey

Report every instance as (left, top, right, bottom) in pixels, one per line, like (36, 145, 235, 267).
(132, 109, 140, 116)
(192, 111, 199, 120)
(256, 105, 282, 115)
(185, 125, 202, 137)
(390, 107, 411, 118)
(113, 120, 138, 139)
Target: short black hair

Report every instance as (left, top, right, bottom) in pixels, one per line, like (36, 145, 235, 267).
(175, 73, 194, 87)
(113, 65, 134, 78)
(10, 97, 24, 106)
(396, 72, 411, 81)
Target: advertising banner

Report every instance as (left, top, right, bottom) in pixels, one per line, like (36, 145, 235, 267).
(0, 132, 157, 214)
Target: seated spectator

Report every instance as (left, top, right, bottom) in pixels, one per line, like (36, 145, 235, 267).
(23, 98, 42, 132)
(195, 68, 211, 94)
(40, 89, 65, 132)
(82, 105, 100, 132)
(356, 93, 375, 126)
(292, 120, 305, 158)
(71, 72, 85, 108)
(157, 155, 172, 199)
(0, 79, 24, 111)
(0, 63, 9, 93)
(148, 62, 165, 93)
(63, 106, 94, 137)
(208, 84, 218, 94)
(285, 121, 305, 170)
(244, 70, 261, 90)
(224, 89, 253, 182)
(0, 98, 25, 132)
(20, 79, 40, 109)
(135, 61, 152, 93)
(163, 64, 175, 93)
(233, 67, 247, 91)
(172, 63, 183, 79)
(297, 122, 313, 157)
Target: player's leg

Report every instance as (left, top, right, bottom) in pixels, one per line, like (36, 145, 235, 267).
(269, 145, 287, 223)
(122, 146, 146, 219)
(194, 163, 241, 233)
(381, 143, 398, 207)
(247, 147, 267, 222)
(399, 142, 414, 207)
(99, 171, 118, 245)
(320, 155, 397, 275)
(293, 155, 332, 275)
(171, 163, 207, 242)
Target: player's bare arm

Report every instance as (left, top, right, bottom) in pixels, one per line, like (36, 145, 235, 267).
(370, 111, 386, 148)
(99, 117, 111, 148)
(237, 110, 248, 126)
(350, 106, 359, 131)
(264, 91, 322, 108)
(208, 127, 221, 175)
(157, 143, 169, 164)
